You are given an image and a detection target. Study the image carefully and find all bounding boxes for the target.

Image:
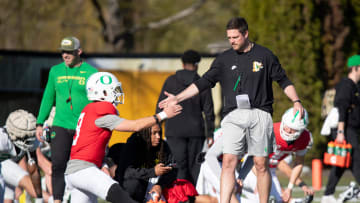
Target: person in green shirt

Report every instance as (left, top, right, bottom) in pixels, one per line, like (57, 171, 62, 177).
(35, 36, 97, 203)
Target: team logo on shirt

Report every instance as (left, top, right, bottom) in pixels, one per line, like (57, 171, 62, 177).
(51, 131, 56, 139)
(252, 61, 263, 72)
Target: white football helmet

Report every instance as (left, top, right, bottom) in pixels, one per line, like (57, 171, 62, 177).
(86, 72, 125, 105)
(280, 108, 309, 141)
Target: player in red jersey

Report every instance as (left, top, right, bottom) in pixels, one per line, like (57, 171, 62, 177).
(64, 72, 182, 203)
(239, 108, 314, 203)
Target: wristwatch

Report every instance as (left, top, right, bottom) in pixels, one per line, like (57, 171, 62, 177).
(337, 130, 344, 134)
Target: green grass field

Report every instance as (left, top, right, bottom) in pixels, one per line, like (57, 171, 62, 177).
(277, 167, 357, 202)
(96, 168, 358, 203)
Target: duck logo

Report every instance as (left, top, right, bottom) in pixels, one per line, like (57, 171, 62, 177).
(252, 61, 263, 72)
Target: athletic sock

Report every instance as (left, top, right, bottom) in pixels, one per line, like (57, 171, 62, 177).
(35, 198, 44, 203)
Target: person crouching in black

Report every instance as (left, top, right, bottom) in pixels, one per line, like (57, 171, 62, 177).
(114, 123, 176, 203)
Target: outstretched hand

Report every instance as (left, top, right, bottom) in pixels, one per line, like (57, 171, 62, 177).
(158, 91, 178, 109)
(162, 101, 182, 119)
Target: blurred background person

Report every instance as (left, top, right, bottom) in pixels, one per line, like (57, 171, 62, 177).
(156, 49, 215, 185)
(322, 55, 360, 203)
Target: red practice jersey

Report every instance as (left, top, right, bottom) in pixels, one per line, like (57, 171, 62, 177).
(70, 101, 118, 168)
(268, 122, 312, 168)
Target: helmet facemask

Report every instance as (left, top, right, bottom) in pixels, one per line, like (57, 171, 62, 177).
(280, 122, 302, 141)
(112, 83, 125, 105)
(12, 136, 39, 152)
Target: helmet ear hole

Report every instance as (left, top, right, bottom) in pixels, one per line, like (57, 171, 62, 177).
(103, 90, 108, 96)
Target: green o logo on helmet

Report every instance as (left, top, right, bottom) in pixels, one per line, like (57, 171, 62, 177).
(100, 75, 113, 85)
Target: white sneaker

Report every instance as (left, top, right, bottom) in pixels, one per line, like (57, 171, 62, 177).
(321, 195, 337, 203)
(338, 181, 359, 202)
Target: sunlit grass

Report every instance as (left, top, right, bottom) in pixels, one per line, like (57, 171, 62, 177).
(96, 168, 356, 203)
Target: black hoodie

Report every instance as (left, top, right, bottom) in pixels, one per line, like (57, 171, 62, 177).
(156, 69, 215, 138)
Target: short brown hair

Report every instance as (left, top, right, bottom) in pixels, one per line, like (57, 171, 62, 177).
(226, 17, 248, 35)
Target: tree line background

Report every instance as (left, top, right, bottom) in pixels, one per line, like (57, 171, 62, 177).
(0, 0, 360, 163)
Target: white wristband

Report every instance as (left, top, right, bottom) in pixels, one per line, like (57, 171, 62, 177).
(287, 182, 294, 190)
(158, 111, 168, 121)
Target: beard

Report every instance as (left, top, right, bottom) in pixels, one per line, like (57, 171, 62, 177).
(68, 57, 81, 67)
(233, 40, 251, 53)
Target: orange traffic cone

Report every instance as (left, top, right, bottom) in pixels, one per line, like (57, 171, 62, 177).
(312, 159, 322, 190)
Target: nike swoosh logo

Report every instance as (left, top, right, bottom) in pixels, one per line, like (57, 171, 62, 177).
(231, 65, 237, 70)
(80, 71, 87, 73)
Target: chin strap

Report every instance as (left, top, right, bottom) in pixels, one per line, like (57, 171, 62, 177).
(26, 150, 35, 166)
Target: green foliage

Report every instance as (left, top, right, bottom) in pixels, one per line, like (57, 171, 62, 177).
(0, 0, 102, 52)
(135, 0, 240, 53)
(0, 0, 241, 53)
(345, 0, 360, 55)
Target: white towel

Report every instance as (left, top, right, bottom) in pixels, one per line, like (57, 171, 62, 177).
(320, 107, 339, 136)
